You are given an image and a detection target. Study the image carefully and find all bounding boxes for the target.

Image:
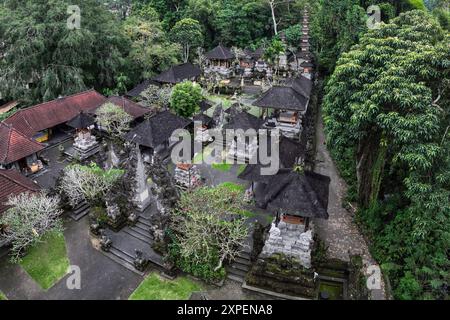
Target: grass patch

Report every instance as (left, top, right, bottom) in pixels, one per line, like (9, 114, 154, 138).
(193, 146, 213, 164)
(0, 291, 7, 300)
(236, 210, 256, 218)
(129, 273, 201, 300)
(266, 215, 275, 225)
(19, 231, 70, 290)
(218, 182, 245, 193)
(211, 163, 233, 172)
(237, 164, 247, 176)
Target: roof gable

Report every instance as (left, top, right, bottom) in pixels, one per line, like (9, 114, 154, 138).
(205, 44, 235, 60)
(125, 111, 191, 148)
(101, 96, 150, 119)
(153, 63, 202, 84)
(4, 90, 107, 137)
(0, 123, 44, 165)
(0, 169, 40, 215)
(256, 170, 330, 219)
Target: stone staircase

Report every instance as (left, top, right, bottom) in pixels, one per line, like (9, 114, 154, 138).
(227, 249, 252, 283)
(69, 200, 90, 221)
(107, 244, 141, 275)
(122, 215, 154, 245)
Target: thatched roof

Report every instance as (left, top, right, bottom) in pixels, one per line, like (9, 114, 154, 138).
(193, 113, 213, 126)
(125, 111, 191, 148)
(205, 44, 235, 60)
(126, 79, 160, 98)
(66, 111, 96, 129)
(255, 169, 331, 219)
(153, 63, 201, 85)
(238, 136, 306, 182)
(223, 108, 263, 131)
(253, 76, 312, 111)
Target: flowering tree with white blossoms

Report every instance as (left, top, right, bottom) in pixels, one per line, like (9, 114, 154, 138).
(58, 163, 124, 208)
(96, 102, 133, 138)
(0, 192, 62, 262)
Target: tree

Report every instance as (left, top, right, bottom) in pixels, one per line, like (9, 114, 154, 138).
(0, 0, 130, 106)
(169, 184, 248, 280)
(96, 103, 133, 138)
(170, 81, 203, 117)
(323, 10, 447, 207)
(263, 38, 286, 75)
(170, 18, 204, 63)
(310, 0, 367, 74)
(0, 192, 62, 262)
(122, 16, 181, 80)
(322, 10, 449, 299)
(139, 85, 172, 111)
(58, 163, 124, 207)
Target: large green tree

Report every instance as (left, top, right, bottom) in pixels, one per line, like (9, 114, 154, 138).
(0, 0, 129, 106)
(170, 81, 203, 117)
(170, 18, 204, 62)
(122, 15, 180, 81)
(323, 10, 449, 299)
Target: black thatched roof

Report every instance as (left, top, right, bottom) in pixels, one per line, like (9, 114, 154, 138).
(199, 99, 213, 112)
(285, 76, 313, 99)
(66, 111, 96, 129)
(223, 108, 263, 131)
(125, 110, 191, 148)
(255, 169, 331, 219)
(126, 79, 161, 97)
(205, 44, 235, 60)
(238, 136, 306, 182)
(238, 164, 275, 183)
(301, 61, 314, 68)
(253, 86, 309, 111)
(153, 63, 202, 85)
(243, 48, 264, 60)
(193, 113, 213, 126)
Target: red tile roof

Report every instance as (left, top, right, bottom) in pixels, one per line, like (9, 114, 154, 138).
(0, 169, 41, 215)
(0, 122, 44, 165)
(99, 96, 150, 119)
(4, 90, 107, 137)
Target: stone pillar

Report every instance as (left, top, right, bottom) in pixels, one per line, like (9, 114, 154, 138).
(134, 145, 152, 212)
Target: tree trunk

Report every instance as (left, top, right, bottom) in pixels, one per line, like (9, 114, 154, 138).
(269, 1, 278, 35)
(356, 131, 387, 207)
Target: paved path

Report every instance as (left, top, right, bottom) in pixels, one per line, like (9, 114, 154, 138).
(0, 217, 143, 300)
(313, 111, 386, 299)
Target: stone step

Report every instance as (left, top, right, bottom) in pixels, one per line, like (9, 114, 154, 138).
(234, 257, 252, 266)
(227, 274, 245, 283)
(137, 217, 152, 227)
(237, 251, 251, 260)
(109, 246, 135, 264)
(73, 202, 89, 214)
(227, 267, 248, 281)
(229, 262, 250, 273)
(69, 207, 90, 221)
(138, 216, 152, 226)
(123, 227, 153, 245)
(134, 221, 152, 234)
(103, 247, 145, 276)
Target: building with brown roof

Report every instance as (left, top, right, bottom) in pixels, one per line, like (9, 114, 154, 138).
(4, 89, 107, 141)
(0, 169, 41, 216)
(99, 96, 150, 120)
(0, 122, 44, 173)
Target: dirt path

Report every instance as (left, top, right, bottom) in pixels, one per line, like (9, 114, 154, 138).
(313, 110, 387, 300)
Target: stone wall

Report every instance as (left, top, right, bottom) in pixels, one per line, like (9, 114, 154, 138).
(260, 222, 313, 269)
(246, 253, 317, 299)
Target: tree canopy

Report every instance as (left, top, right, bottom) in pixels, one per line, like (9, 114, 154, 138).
(322, 10, 449, 299)
(170, 81, 203, 117)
